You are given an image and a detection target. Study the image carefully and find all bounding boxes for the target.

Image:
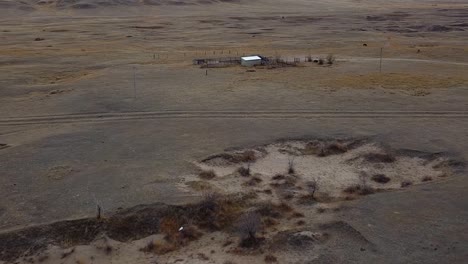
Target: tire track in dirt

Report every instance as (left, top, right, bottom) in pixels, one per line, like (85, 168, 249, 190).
(0, 110, 467, 126)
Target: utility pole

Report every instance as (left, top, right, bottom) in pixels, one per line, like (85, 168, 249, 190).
(379, 47, 383, 73)
(133, 66, 136, 99)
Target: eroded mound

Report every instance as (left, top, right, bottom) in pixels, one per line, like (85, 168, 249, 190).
(185, 138, 462, 202)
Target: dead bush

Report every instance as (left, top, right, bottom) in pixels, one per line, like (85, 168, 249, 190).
(159, 216, 181, 242)
(255, 203, 283, 219)
(237, 165, 251, 177)
(401, 181, 413, 188)
(288, 158, 295, 174)
(296, 220, 306, 226)
(291, 212, 305, 218)
(371, 174, 391, 184)
(343, 185, 375, 196)
(326, 54, 335, 65)
(235, 211, 262, 248)
(316, 207, 326, 213)
(303, 140, 347, 157)
(264, 254, 278, 263)
(270, 174, 297, 188)
(305, 179, 318, 198)
(297, 194, 316, 205)
(191, 193, 243, 231)
(244, 176, 262, 186)
(202, 150, 257, 165)
(422, 176, 433, 182)
(262, 217, 278, 227)
(199, 170, 216, 180)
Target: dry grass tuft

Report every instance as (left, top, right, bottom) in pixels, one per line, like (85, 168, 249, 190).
(316, 207, 326, 213)
(244, 176, 262, 186)
(422, 176, 433, 182)
(264, 254, 278, 263)
(343, 185, 375, 195)
(237, 166, 251, 177)
(303, 140, 348, 157)
(291, 212, 305, 218)
(296, 220, 306, 226)
(371, 174, 391, 184)
(363, 153, 396, 163)
(401, 181, 413, 187)
(199, 170, 216, 180)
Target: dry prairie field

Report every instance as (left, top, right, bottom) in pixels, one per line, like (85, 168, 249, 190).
(0, 0, 467, 263)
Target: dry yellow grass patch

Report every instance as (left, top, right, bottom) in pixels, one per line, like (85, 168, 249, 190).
(325, 73, 467, 90)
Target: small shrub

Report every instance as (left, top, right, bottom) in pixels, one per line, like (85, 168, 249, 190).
(422, 176, 433, 182)
(256, 203, 282, 219)
(343, 185, 375, 196)
(239, 150, 257, 163)
(235, 211, 262, 248)
(291, 212, 305, 218)
(401, 181, 413, 188)
(316, 207, 326, 213)
(272, 174, 285, 180)
(262, 217, 278, 227)
(288, 158, 295, 174)
(197, 253, 209, 261)
(297, 194, 316, 205)
(371, 174, 391, 184)
(245, 176, 262, 186)
(222, 240, 233, 247)
(278, 202, 293, 212)
(305, 179, 318, 198)
(326, 54, 335, 65)
(264, 254, 278, 263)
(296, 220, 306, 226)
(199, 170, 216, 180)
(237, 166, 250, 177)
(318, 58, 324, 65)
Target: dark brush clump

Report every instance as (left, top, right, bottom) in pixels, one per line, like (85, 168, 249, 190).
(371, 174, 391, 184)
(199, 170, 216, 180)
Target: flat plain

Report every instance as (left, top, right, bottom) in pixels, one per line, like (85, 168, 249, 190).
(0, 0, 467, 263)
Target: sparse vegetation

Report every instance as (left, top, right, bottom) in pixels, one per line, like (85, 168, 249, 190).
(344, 173, 375, 195)
(199, 170, 216, 180)
(303, 140, 348, 157)
(202, 150, 257, 165)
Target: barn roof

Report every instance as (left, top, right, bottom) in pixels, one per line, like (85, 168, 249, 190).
(241, 55, 262, 61)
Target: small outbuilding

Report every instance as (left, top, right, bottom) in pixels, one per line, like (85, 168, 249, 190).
(241, 55, 262, 67)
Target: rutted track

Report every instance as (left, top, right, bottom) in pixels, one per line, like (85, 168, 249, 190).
(0, 110, 467, 126)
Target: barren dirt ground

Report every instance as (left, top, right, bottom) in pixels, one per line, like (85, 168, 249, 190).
(0, 0, 467, 263)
